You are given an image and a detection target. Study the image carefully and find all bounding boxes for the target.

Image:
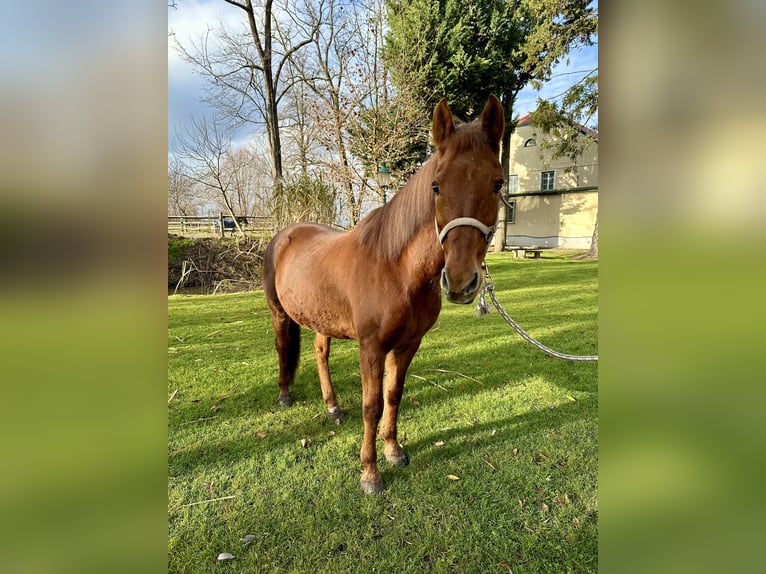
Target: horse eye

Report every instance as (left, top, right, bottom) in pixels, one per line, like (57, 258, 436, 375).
(493, 180, 504, 193)
(431, 181, 440, 195)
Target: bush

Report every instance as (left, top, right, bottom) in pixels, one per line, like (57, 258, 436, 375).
(167, 235, 269, 293)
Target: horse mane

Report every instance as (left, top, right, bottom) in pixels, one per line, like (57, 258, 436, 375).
(356, 120, 494, 262)
(356, 160, 436, 262)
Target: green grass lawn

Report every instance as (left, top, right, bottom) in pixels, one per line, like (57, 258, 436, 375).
(168, 251, 598, 573)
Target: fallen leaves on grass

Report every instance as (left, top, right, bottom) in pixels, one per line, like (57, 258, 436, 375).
(300, 438, 311, 448)
(240, 534, 256, 543)
(256, 431, 267, 439)
(447, 474, 460, 481)
(435, 441, 446, 447)
(483, 459, 498, 472)
(217, 552, 235, 561)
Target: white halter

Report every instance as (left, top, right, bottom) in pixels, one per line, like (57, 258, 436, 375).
(437, 217, 496, 245)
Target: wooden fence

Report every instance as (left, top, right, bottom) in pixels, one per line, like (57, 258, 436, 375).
(168, 214, 274, 238)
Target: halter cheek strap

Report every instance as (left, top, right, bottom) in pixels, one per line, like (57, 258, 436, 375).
(437, 217, 496, 245)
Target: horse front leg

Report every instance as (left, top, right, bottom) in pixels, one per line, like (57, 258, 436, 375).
(380, 341, 421, 467)
(358, 341, 386, 494)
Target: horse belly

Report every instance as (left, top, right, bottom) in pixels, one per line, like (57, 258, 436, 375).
(285, 296, 356, 340)
(275, 255, 356, 340)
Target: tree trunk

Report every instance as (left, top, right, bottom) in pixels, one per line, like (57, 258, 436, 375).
(241, 0, 283, 187)
(575, 215, 597, 259)
(493, 126, 512, 252)
(333, 112, 358, 225)
(586, 216, 598, 258)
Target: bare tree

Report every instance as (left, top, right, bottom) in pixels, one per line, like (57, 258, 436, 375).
(222, 146, 268, 217)
(283, 0, 363, 224)
(279, 78, 324, 178)
(174, 116, 247, 235)
(173, 0, 324, 189)
(168, 157, 203, 216)
(286, 0, 420, 225)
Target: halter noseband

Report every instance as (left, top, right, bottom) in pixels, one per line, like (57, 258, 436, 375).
(437, 217, 496, 246)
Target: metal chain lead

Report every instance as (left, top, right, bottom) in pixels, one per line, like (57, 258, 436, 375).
(477, 261, 598, 362)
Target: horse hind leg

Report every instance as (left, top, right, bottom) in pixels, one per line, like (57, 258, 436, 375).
(270, 310, 301, 407)
(263, 237, 300, 407)
(314, 333, 341, 420)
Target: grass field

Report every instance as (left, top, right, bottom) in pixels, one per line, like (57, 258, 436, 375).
(168, 251, 598, 573)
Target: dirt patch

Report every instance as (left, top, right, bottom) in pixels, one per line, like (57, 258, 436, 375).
(168, 234, 269, 294)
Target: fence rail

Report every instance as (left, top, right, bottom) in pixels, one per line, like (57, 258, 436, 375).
(168, 214, 274, 238)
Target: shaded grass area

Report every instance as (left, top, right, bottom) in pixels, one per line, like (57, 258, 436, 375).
(168, 251, 598, 573)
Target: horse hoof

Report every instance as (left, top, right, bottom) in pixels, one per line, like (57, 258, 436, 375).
(360, 479, 386, 495)
(277, 395, 293, 407)
(386, 452, 409, 466)
(326, 407, 344, 423)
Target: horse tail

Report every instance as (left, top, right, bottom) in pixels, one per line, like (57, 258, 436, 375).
(285, 318, 301, 375)
(262, 233, 281, 311)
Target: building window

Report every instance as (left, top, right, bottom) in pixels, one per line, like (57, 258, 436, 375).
(541, 170, 555, 191)
(524, 138, 536, 147)
(508, 174, 519, 194)
(506, 199, 516, 224)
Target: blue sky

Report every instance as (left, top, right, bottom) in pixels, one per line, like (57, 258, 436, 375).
(168, 0, 598, 149)
(514, 41, 598, 127)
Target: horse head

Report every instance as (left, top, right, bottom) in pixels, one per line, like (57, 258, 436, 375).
(431, 95, 505, 304)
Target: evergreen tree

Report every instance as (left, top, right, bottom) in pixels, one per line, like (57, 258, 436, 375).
(383, 0, 597, 250)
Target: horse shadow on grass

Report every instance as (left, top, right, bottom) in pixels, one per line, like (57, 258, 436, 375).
(168, 319, 596, 488)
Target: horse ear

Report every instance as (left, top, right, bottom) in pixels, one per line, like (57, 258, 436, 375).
(481, 94, 505, 145)
(432, 98, 455, 149)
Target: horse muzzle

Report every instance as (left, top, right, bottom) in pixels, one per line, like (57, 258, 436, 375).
(441, 268, 481, 304)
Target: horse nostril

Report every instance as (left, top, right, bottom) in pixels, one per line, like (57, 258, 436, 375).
(464, 272, 479, 295)
(441, 269, 449, 292)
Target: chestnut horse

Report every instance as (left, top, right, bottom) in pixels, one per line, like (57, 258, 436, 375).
(263, 95, 505, 493)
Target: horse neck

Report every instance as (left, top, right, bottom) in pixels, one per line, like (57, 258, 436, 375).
(354, 158, 444, 286)
(393, 163, 445, 286)
(400, 216, 445, 288)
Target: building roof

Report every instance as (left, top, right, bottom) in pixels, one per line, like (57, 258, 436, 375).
(516, 112, 598, 142)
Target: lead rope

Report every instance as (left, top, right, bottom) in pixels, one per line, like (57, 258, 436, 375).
(477, 260, 598, 362)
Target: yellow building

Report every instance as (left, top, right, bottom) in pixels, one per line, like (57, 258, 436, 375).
(504, 114, 598, 249)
